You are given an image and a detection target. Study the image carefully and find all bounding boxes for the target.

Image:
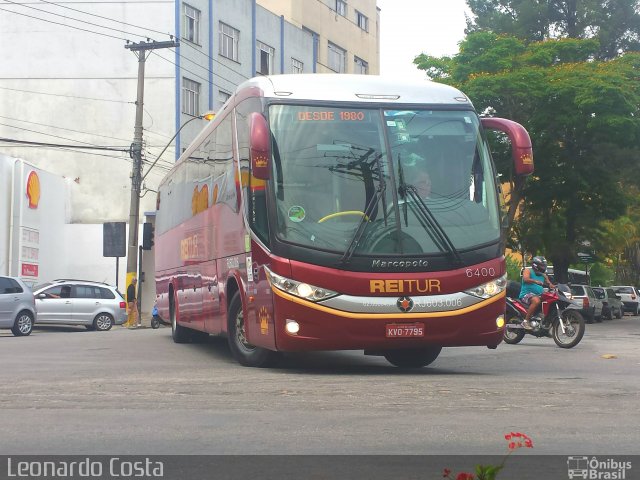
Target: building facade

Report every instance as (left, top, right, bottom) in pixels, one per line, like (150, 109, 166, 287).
(0, 0, 378, 307)
(257, 0, 380, 75)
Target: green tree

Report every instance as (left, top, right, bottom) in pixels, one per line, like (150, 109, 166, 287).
(415, 33, 640, 282)
(465, 0, 640, 59)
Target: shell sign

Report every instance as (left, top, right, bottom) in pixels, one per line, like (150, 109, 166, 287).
(26, 171, 41, 209)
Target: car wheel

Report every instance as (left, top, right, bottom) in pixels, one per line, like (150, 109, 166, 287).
(584, 310, 595, 324)
(11, 311, 33, 336)
(616, 307, 623, 319)
(93, 313, 113, 331)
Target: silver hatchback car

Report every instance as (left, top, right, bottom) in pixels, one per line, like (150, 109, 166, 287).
(0, 275, 36, 336)
(33, 280, 127, 331)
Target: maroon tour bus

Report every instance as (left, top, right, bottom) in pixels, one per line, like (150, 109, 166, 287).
(154, 74, 533, 368)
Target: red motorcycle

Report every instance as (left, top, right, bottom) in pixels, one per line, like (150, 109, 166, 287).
(504, 282, 586, 348)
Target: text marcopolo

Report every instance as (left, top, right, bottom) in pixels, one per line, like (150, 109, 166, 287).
(7, 457, 164, 477)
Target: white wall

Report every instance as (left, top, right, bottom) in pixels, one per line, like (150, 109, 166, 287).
(0, 155, 14, 274)
(0, 1, 176, 224)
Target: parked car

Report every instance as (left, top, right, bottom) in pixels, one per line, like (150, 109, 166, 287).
(568, 284, 603, 322)
(611, 286, 639, 316)
(32, 279, 127, 331)
(592, 287, 623, 320)
(0, 275, 36, 336)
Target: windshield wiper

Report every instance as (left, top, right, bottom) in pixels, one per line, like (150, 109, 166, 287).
(340, 151, 387, 266)
(397, 154, 462, 264)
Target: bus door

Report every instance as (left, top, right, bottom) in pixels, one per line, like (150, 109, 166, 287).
(244, 245, 277, 350)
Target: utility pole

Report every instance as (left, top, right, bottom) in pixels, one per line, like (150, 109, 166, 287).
(124, 39, 177, 326)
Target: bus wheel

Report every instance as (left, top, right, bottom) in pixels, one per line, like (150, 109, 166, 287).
(171, 291, 191, 344)
(227, 292, 278, 367)
(383, 346, 442, 368)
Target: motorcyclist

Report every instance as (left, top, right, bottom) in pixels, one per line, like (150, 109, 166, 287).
(519, 256, 556, 330)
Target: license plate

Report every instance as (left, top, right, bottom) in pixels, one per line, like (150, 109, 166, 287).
(385, 323, 425, 338)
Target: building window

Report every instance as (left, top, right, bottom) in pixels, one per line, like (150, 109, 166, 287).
(328, 42, 346, 73)
(257, 41, 274, 75)
(182, 78, 200, 116)
(356, 11, 368, 32)
(183, 4, 200, 44)
(219, 22, 240, 62)
(291, 58, 303, 74)
(354, 56, 368, 74)
(335, 0, 347, 16)
(218, 89, 231, 108)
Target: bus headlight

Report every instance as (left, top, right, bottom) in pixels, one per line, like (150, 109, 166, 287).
(265, 267, 337, 302)
(464, 274, 507, 299)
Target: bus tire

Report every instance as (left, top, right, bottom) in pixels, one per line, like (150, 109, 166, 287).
(171, 291, 191, 344)
(383, 346, 442, 368)
(227, 292, 278, 367)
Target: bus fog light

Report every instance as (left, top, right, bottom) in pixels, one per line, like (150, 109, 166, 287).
(285, 319, 300, 335)
(496, 315, 505, 328)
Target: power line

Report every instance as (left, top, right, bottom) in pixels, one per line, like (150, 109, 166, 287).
(37, 0, 174, 39)
(1, 0, 152, 40)
(0, 137, 130, 151)
(0, 5, 130, 41)
(151, 51, 211, 86)
(0, 114, 177, 167)
(3, 2, 248, 87)
(0, 122, 127, 148)
(37, 0, 248, 81)
(0, 114, 132, 143)
(0, 85, 134, 104)
(169, 47, 249, 84)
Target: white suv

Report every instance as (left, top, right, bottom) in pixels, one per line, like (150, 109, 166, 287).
(33, 280, 127, 330)
(0, 276, 36, 336)
(611, 286, 639, 316)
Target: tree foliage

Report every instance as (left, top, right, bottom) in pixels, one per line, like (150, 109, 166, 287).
(465, 0, 640, 59)
(414, 33, 640, 282)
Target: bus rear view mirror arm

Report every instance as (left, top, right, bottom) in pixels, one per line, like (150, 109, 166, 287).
(481, 117, 533, 176)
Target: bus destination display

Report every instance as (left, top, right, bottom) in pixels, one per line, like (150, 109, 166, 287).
(297, 110, 368, 122)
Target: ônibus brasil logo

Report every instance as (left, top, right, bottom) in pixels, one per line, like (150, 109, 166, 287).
(567, 456, 632, 479)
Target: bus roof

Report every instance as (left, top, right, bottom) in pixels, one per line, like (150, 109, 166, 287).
(236, 74, 473, 107)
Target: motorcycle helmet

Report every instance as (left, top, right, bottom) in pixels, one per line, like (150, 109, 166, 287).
(531, 256, 548, 274)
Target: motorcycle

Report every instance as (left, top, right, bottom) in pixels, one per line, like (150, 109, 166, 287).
(504, 282, 586, 348)
(151, 303, 161, 329)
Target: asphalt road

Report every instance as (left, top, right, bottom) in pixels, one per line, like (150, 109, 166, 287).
(0, 316, 638, 455)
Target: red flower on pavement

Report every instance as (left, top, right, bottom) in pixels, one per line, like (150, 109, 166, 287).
(455, 474, 475, 480)
(442, 433, 533, 480)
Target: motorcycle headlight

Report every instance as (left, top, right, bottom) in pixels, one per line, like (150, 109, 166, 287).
(464, 274, 508, 299)
(264, 267, 338, 302)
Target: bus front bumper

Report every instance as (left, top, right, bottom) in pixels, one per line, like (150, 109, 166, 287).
(271, 289, 506, 352)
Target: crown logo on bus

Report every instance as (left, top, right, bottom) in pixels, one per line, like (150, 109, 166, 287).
(254, 156, 268, 168)
(520, 153, 533, 165)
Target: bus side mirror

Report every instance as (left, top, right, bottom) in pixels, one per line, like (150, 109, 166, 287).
(249, 112, 271, 180)
(481, 117, 533, 176)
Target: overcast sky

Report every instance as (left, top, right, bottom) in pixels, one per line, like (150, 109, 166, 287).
(377, 0, 470, 80)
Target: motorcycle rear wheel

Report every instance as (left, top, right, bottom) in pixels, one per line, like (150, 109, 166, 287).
(503, 313, 525, 344)
(552, 310, 585, 348)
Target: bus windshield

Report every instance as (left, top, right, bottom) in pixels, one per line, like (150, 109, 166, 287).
(268, 105, 500, 256)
